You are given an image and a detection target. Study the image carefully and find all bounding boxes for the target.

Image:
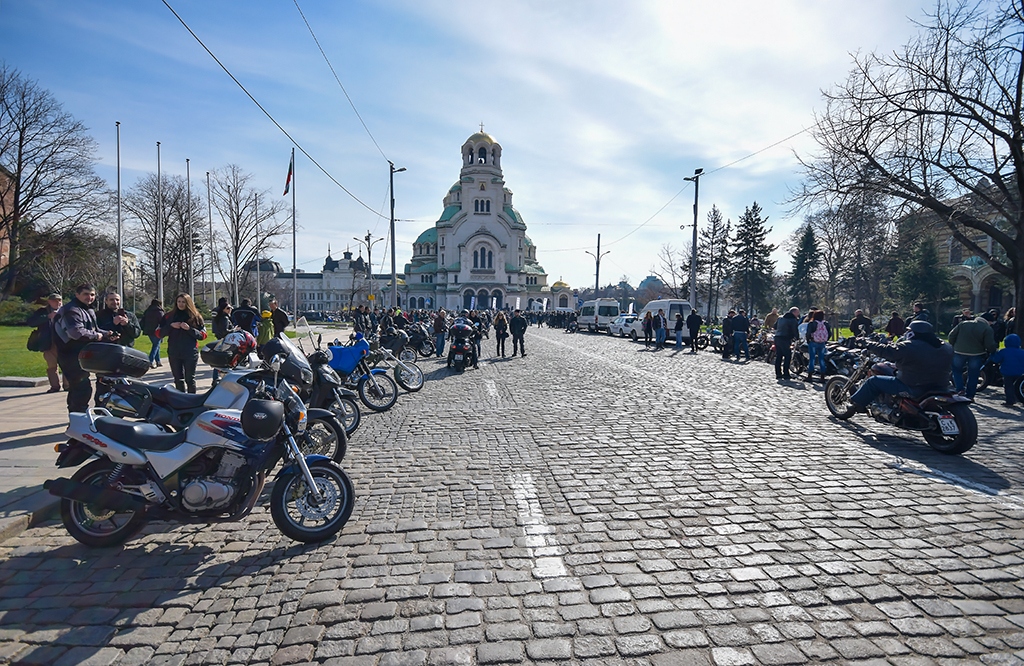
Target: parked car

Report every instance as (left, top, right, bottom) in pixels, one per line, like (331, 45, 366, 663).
(628, 299, 693, 342)
(608, 314, 638, 337)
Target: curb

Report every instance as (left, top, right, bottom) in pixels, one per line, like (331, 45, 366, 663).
(0, 376, 48, 387)
(0, 496, 59, 544)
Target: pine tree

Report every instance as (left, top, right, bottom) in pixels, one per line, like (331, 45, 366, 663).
(728, 202, 776, 313)
(698, 205, 730, 320)
(894, 236, 957, 315)
(787, 224, 819, 311)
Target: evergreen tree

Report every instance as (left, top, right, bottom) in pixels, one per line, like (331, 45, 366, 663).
(787, 224, 820, 311)
(893, 235, 957, 315)
(698, 205, 730, 320)
(728, 202, 776, 313)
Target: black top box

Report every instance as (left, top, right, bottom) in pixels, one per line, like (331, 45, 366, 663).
(79, 342, 151, 378)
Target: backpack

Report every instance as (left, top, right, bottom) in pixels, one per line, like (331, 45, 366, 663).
(812, 320, 829, 343)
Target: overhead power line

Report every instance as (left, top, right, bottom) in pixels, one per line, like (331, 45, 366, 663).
(292, 0, 389, 163)
(160, 0, 387, 219)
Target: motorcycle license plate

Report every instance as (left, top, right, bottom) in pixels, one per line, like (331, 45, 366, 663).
(938, 416, 959, 435)
(455, 354, 463, 360)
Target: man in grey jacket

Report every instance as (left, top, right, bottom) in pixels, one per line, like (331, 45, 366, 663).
(949, 311, 998, 399)
(55, 284, 117, 413)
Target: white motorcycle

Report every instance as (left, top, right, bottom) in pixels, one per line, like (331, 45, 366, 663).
(45, 370, 354, 547)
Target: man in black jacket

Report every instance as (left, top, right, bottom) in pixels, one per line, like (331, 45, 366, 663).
(686, 309, 703, 353)
(269, 299, 290, 338)
(774, 307, 800, 380)
(732, 309, 751, 361)
(849, 309, 873, 337)
(96, 291, 141, 348)
(721, 311, 735, 359)
(510, 310, 528, 357)
(54, 284, 117, 413)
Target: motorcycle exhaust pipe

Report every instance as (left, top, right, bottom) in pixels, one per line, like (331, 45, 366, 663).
(43, 478, 147, 512)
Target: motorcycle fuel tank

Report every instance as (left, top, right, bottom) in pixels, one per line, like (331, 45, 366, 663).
(205, 371, 252, 409)
(187, 409, 255, 454)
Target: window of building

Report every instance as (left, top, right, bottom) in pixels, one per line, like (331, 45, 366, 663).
(508, 276, 512, 284)
(474, 199, 490, 214)
(454, 275, 458, 284)
(949, 240, 963, 264)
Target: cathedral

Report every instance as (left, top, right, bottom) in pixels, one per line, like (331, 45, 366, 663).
(399, 130, 571, 311)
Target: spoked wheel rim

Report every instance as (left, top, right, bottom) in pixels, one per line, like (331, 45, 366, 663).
(395, 363, 424, 391)
(358, 374, 397, 411)
(299, 419, 342, 459)
(824, 376, 855, 419)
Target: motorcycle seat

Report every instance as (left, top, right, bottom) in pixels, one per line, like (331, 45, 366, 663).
(95, 417, 189, 451)
(157, 386, 209, 410)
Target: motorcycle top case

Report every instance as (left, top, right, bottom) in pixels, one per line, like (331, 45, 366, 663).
(451, 322, 475, 339)
(79, 342, 151, 377)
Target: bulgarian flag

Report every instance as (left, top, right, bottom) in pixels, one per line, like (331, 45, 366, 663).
(283, 153, 294, 195)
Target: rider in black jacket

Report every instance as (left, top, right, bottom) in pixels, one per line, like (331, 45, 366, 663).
(849, 321, 954, 412)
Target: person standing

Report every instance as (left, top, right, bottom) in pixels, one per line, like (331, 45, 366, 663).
(141, 299, 165, 368)
(54, 284, 117, 413)
(493, 311, 509, 358)
(774, 307, 800, 381)
(805, 310, 830, 383)
(732, 309, 751, 362)
(510, 309, 528, 357)
(721, 311, 735, 359)
(433, 309, 448, 357)
(763, 308, 779, 333)
(213, 298, 232, 340)
(269, 299, 289, 338)
(686, 309, 703, 354)
(988, 334, 1024, 406)
(97, 291, 141, 348)
(673, 313, 684, 349)
(231, 298, 260, 337)
(642, 311, 654, 349)
(850, 309, 873, 337)
(27, 293, 67, 393)
(908, 301, 931, 324)
(948, 311, 997, 399)
(885, 312, 906, 339)
(653, 309, 667, 350)
(159, 293, 208, 394)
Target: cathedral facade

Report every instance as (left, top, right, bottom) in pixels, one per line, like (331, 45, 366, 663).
(399, 131, 571, 311)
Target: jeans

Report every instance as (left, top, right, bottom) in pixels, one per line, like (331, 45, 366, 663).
(435, 333, 446, 357)
(148, 334, 161, 363)
(952, 353, 986, 398)
(808, 341, 826, 374)
(733, 331, 749, 359)
(1004, 375, 1021, 405)
(169, 354, 199, 393)
(512, 335, 525, 356)
(675, 330, 682, 348)
(850, 375, 915, 408)
(655, 328, 666, 348)
(775, 338, 792, 378)
(496, 336, 506, 356)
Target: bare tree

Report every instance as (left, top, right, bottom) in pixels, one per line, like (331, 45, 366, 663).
(802, 209, 850, 311)
(210, 165, 286, 304)
(795, 1, 1024, 318)
(649, 244, 688, 299)
(0, 64, 109, 299)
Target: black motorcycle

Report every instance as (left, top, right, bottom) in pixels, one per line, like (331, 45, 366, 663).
(405, 322, 434, 358)
(303, 336, 363, 438)
(447, 321, 478, 371)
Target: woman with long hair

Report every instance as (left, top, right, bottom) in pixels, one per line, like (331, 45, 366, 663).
(493, 311, 509, 358)
(158, 293, 207, 393)
(642, 311, 654, 348)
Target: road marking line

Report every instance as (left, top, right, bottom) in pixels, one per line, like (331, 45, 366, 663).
(484, 379, 499, 400)
(509, 472, 567, 578)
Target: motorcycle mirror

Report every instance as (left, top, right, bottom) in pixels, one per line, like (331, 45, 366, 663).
(317, 333, 323, 347)
(271, 353, 286, 373)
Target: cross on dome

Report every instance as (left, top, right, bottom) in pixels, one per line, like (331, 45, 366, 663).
(479, 122, 485, 132)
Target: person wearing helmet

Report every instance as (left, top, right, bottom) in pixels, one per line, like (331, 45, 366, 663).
(848, 320, 954, 413)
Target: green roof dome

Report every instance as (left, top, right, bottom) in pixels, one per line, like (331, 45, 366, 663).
(415, 227, 437, 244)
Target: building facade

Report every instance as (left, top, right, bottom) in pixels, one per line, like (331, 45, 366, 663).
(399, 131, 570, 311)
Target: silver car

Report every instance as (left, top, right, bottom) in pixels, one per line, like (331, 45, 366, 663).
(608, 315, 638, 337)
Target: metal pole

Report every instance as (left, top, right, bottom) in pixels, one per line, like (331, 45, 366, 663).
(684, 168, 703, 308)
(156, 142, 163, 306)
(186, 158, 193, 296)
(291, 147, 297, 316)
(207, 171, 216, 307)
(389, 163, 396, 309)
(116, 122, 122, 298)
(254, 193, 260, 309)
(585, 234, 609, 297)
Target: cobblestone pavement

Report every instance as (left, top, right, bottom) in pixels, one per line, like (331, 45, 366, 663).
(2, 326, 1024, 666)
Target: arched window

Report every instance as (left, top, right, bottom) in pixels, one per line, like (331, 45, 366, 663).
(473, 250, 479, 268)
(478, 147, 487, 162)
(559, 295, 568, 308)
(487, 250, 493, 269)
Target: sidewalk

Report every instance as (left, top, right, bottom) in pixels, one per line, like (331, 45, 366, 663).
(0, 362, 206, 542)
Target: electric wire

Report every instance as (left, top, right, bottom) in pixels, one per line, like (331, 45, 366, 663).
(160, 0, 387, 219)
(292, 0, 389, 163)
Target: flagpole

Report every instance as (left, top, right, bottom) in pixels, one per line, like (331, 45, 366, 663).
(254, 193, 260, 309)
(156, 142, 163, 306)
(207, 171, 216, 307)
(116, 122, 122, 299)
(291, 148, 297, 317)
(187, 158, 193, 297)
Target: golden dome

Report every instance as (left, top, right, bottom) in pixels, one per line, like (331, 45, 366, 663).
(552, 281, 570, 290)
(466, 131, 496, 145)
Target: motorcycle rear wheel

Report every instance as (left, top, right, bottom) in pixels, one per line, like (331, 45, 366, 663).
(61, 460, 146, 548)
(792, 354, 808, 376)
(329, 396, 361, 438)
(923, 403, 978, 455)
(696, 335, 709, 350)
(417, 339, 434, 358)
(270, 460, 354, 543)
(357, 374, 398, 412)
(394, 361, 424, 392)
(824, 376, 855, 420)
(299, 417, 347, 463)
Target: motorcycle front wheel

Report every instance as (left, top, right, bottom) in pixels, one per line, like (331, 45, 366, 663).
(696, 335, 709, 350)
(357, 373, 398, 412)
(824, 376, 856, 420)
(298, 416, 347, 463)
(418, 339, 434, 358)
(329, 395, 361, 438)
(61, 459, 146, 548)
(394, 361, 424, 392)
(398, 347, 417, 363)
(270, 459, 354, 543)
(792, 354, 808, 376)
(923, 403, 978, 455)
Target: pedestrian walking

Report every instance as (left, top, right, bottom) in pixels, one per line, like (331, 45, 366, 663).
(510, 309, 527, 357)
(642, 311, 653, 349)
(805, 310, 830, 382)
(54, 284, 117, 413)
(732, 309, 751, 361)
(26, 293, 67, 393)
(493, 311, 509, 357)
(159, 293, 208, 394)
(97, 291, 141, 348)
(141, 299, 165, 368)
(686, 309, 703, 353)
(989, 334, 1024, 406)
(948, 311, 997, 399)
(674, 313, 684, 349)
(774, 307, 800, 381)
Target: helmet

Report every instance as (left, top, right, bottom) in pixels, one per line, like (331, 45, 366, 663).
(908, 320, 934, 335)
(384, 326, 398, 337)
(262, 310, 272, 319)
(203, 330, 256, 368)
(460, 310, 470, 318)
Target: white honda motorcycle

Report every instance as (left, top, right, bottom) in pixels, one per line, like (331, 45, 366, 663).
(45, 376, 354, 547)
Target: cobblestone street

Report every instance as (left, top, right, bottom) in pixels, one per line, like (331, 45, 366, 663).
(2, 326, 1024, 666)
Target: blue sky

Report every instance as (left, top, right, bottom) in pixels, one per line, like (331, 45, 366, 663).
(3, 0, 937, 291)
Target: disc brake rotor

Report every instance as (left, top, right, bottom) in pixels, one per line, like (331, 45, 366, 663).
(292, 477, 339, 521)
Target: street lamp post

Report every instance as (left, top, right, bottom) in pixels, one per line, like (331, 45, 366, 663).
(683, 168, 703, 308)
(389, 161, 406, 309)
(354, 231, 383, 309)
(156, 142, 163, 306)
(585, 234, 610, 296)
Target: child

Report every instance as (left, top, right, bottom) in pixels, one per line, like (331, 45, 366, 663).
(989, 334, 1024, 406)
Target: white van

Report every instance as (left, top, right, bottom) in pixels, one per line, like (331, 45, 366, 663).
(629, 299, 693, 342)
(579, 298, 621, 332)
